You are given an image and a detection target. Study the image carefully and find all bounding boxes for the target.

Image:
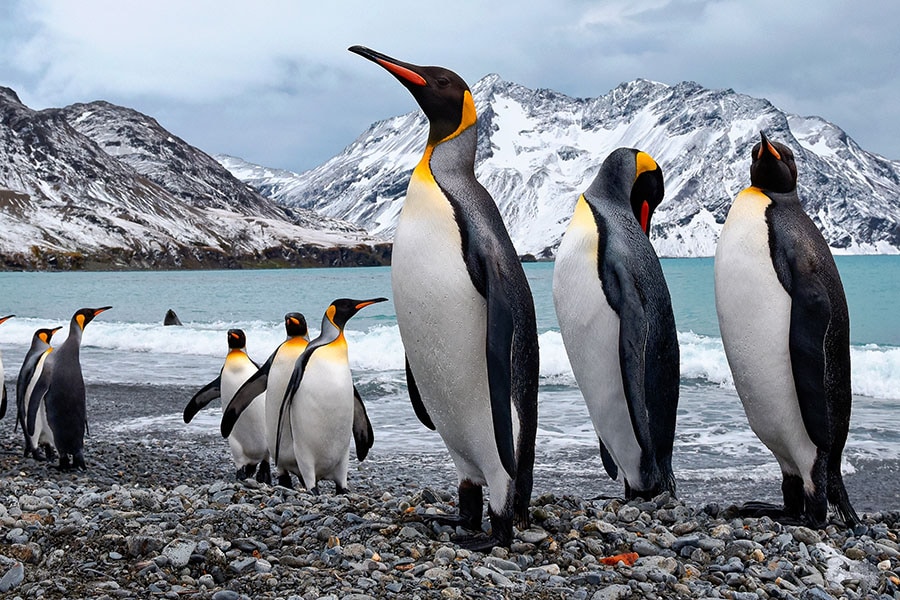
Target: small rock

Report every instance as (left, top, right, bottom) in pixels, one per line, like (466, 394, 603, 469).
(162, 539, 197, 569)
(591, 584, 631, 600)
(518, 528, 548, 544)
(211, 591, 240, 600)
(0, 562, 25, 593)
(792, 526, 820, 545)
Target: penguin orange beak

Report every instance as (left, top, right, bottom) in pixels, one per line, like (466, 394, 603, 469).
(354, 298, 389, 311)
(229, 331, 241, 340)
(758, 131, 781, 160)
(349, 46, 427, 88)
(0, 314, 14, 325)
(93, 306, 113, 317)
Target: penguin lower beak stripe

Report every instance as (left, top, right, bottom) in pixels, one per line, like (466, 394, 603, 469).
(765, 140, 781, 160)
(640, 201, 651, 234)
(94, 306, 113, 316)
(355, 298, 389, 310)
(376, 59, 427, 86)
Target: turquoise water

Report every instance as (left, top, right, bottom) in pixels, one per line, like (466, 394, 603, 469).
(0, 256, 898, 480)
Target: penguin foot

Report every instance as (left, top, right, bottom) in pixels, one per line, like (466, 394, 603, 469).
(256, 462, 272, 485)
(235, 466, 249, 481)
(308, 486, 320, 496)
(739, 502, 804, 525)
(336, 484, 350, 495)
(453, 532, 504, 552)
(423, 513, 483, 532)
(42, 444, 57, 461)
(276, 473, 294, 489)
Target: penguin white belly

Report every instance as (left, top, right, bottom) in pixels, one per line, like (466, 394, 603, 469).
(221, 355, 268, 467)
(26, 353, 54, 448)
(392, 172, 514, 489)
(290, 351, 354, 488)
(553, 198, 644, 487)
(267, 343, 305, 474)
(715, 189, 817, 480)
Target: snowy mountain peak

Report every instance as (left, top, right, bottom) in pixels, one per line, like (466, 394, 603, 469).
(0, 90, 385, 270)
(221, 76, 900, 257)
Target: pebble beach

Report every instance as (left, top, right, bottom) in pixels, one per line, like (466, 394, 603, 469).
(1, 383, 898, 599)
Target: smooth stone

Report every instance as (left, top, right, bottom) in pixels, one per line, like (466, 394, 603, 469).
(0, 562, 25, 593)
(162, 539, 197, 569)
(591, 584, 632, 600)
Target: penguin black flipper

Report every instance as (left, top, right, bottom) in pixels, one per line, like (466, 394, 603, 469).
(220, 351, 275, 437)
(484, 258, 517, 479)
(609, 260, 678, 493)
(597, 436, 619, 481)
(405, 356, 435, 430)
(352, 386, 375, 461)
(768, 198, 841, 451)
(184, 375, 222, 424)
(1, 384, 6, 419)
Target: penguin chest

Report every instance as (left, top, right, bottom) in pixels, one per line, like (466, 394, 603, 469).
(715, 188, 815, 470)
(553, 197, 644, 484)
(392, 169, 502, 477)
(27, 352, 54, 446)
(267, 342, 307, 468)
(290, 348, 354, 463)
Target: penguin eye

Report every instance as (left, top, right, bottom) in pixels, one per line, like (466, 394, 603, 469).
(435, 76, 451, 88)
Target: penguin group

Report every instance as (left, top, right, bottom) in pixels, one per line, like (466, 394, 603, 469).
(0, 48, 865, 550)
(0, 307, 111, 469)
(187, 299, 381, 496)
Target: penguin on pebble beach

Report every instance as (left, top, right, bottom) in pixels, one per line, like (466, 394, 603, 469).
(17, 326, 62, 459)
(350, 46, 540, 549)
(715, 131, 860, 529)
(553, 148, 679, 500)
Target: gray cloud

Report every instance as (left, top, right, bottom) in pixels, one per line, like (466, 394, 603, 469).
(1, 0, 897, 170)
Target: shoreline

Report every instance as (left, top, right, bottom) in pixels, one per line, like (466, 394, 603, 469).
(0, 382, 898, 599)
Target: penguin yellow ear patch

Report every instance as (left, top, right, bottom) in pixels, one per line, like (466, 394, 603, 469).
(635, 152, 658, 178)
(76, 314, 86, 330)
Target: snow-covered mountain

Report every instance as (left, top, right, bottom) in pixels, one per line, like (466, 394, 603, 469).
(219, 76, 900, 257)
(0, 87, 386, 270)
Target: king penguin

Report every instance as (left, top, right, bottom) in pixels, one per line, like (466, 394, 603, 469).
(274, 297, 385, 495)
(17, 325, 63, 459)
(26, 306, 112, 470)
(0, 314, 13, 420)
(350, 46, 540, 549)
(184, 329, 271, 484)
(222, 312, 309, 487)
(553, 148, 678, 500)
(714, 131, 860, 528)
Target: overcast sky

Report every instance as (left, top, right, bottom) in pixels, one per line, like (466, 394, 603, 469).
(1, 0, 897, 172)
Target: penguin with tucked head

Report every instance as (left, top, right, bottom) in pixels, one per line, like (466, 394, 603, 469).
(0, 314, 13, 419)
(274, 298, 384, 495)
(553, 148, 678, 500)
(26, 306, 111, 470)
(350, 46, 540, 549)
(222, 312, 309, 488)
(185, 329, 271, 484)
(17, 326, 63, 459)
(715, 131, 860, 529)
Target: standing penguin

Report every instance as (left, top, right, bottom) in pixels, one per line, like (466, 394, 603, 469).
(17, 326, 63, 459)
(553, 148, 678, 499)
(350, 46, 540, 549)
(222, 313, 309, 487)
(184, 329, 271, 484)
(0, 314, 13, 419)
(273, 298, 384, 495)
(715, 131, 860, 528)
(26, 306, 112, 470)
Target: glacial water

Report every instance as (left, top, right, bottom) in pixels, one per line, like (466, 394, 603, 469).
(0, 256, 897, 485)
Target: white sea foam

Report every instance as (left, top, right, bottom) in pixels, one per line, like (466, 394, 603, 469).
(2, 317, 898, 400)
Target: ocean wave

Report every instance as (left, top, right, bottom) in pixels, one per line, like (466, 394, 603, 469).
(2, 318, 897, 400)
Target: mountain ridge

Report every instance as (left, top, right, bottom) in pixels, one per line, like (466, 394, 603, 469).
(219, 76, 900, 258)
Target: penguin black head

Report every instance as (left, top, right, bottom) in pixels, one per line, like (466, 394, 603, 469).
(349, 45, 476, 146)
(750, 131, 797, 194)
(326, 297, 388, 330)
(36, 326, 63, 345)
(73, 306, 112, 330)
(0, 314, 13, 326)
(284, 312, 308, 338)
(227, 329, 246, 350)
(588, 148, 665, 235)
